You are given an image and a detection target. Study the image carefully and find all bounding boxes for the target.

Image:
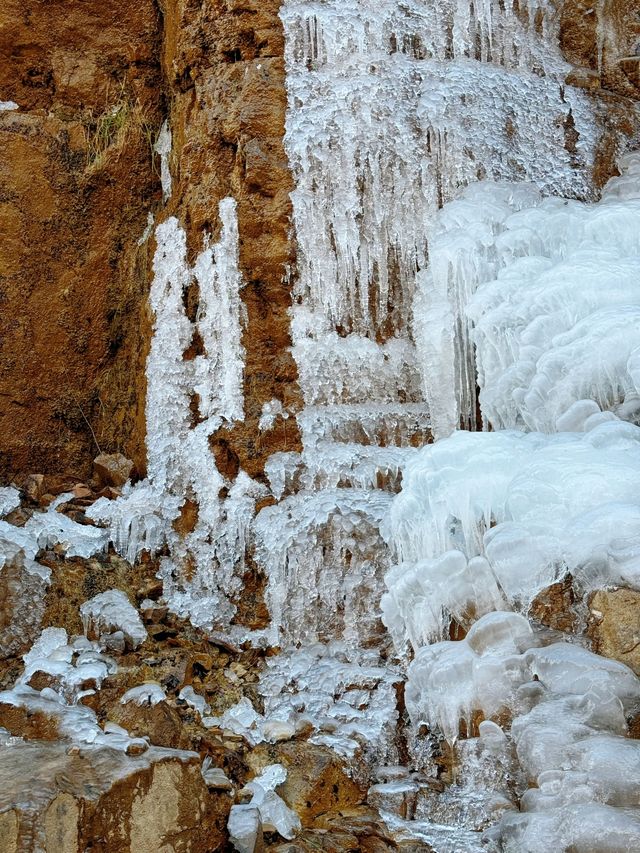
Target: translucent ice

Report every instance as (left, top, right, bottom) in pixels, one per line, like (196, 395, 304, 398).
(416, 156, 640, 433)
(254, 489, 393, 646)
(282, 0, 598, 344)
(80, 590, 147, 650)
(384, 421, 640, 647)
(244, 764, 301, 840)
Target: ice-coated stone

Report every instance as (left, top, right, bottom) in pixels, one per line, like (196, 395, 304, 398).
(120, 683, 167, 707)
(80, 590, 147, 650)
(179, 685, 210, 717)
(228, 804, 263, 853)
(154, 119, 172, 203)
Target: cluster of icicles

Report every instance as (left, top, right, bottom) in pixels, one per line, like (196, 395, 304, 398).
(381, 154, 640, 851)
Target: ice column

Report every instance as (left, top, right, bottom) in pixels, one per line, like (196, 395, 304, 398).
(90, 200, 257, 630)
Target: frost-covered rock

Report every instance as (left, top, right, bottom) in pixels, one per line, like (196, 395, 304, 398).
(0, 539, 49, 659)
(179, 685, 210, 717)
(0, 487, 20, 518)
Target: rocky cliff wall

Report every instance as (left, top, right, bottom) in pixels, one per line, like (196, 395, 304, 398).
(0, 0, 163, 479)
(1, 0, 639, 485)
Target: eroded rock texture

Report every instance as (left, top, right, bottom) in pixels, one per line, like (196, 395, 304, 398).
(160, 0, 301, 480)
(0, 0, 163, 478)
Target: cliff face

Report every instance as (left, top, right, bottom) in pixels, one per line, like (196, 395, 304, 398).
(0, 0, 163, 479)
(160, 0, 301, 481)
(1, 0, 638, 484)
(2, 3, 640, 852)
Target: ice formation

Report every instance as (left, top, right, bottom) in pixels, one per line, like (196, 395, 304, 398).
(0, 487, 19, 518)
(179, 685, 211, 717)
(417, 153, 640, 435)
(88, 199, 261, 629)
(282, 0, 598, 344)
(18, 627, 116, 704)
(228, 805, 263, 853)
(401, 612, 640, 850)
(80, 589, 147, 650)
(242, 764, 301, 840)
(374, 150, 640, 846)
(154, 119, 172, 202)
(254, 489, 393, 646)
(382, 420, 640, 648)
(257, 644, 401, 763)
(258, 0, 613, 663)
(1, 0, 636, 847)
(227, 767, 301, 852)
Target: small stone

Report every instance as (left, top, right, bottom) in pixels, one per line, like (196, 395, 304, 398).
(93, 452, 134, 488)
(125, 739, 149, 756)
(367, 781, 419, 820)
(373, 765, 410, 783)
(21, 474, 46, 502)
(137, 578, 164, 601)
(140, 600, 168, 624)
(588, 588, 640, 675)
(71, 484, 92, 499)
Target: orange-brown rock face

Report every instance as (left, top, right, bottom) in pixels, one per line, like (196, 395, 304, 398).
(561, 0, 640, 98)
(560, 0, 640, 187)
(160, 0, 301, 480)
(0, 0, 163, 480)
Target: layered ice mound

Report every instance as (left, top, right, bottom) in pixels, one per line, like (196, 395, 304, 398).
(416, 153, 640, 437)
(405, 611, 640, 851)
(382, 420, 640, 649)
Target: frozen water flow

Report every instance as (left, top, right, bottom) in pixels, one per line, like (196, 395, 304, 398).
(80, 590, 147, 650)
(254, 489, 393, 646)
(416, 155, 640, 433)
(88, 199, 257, 630)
